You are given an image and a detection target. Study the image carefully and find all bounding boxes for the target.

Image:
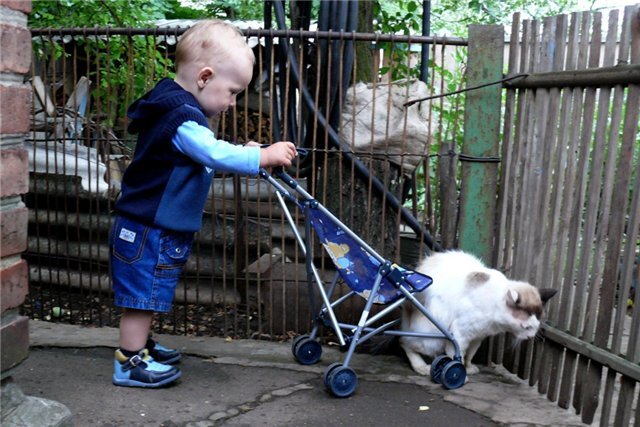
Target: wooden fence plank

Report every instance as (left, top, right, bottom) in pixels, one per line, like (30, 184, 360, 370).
(557, 351, 577, 408)
(533, 14, 561, 307)
(528, 14, 562, 390)
(571, 10, 619, 417)
(582, 7, 634, 423)
(625, 132, 640, 368)
(550, 11, 594, 403)
(574, 9, 620, 421)
(614, 375, 636, 427)
(608, 7, 640, 426)
(533, 13, 567, 395)
(558, 10, 601, 411)
(504, 19, 536, 374)
(492, 11, 523, 368)
(437, 141, 458, 249)
(612, 4, 640, 357)
(543, 12, 583, 402)
(495, 11, 521, 271)
(593, 0, 634, 352)
(498, 17, 527, 368)
(513, 19, 537, 283)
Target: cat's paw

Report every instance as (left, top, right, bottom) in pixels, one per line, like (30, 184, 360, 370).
(413, 364, 431, 376)
(403, 348, 432, 376)
(465, 364, 480, 375)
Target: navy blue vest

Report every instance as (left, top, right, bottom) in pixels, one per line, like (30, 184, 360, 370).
(115, 79, 213, 232)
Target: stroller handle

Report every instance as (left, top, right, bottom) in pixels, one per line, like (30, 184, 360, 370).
(260, 144, 308, 158)
(259, 144, 308, 188)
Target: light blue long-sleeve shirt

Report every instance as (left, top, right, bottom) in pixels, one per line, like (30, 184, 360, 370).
(172, 120, 261, 175)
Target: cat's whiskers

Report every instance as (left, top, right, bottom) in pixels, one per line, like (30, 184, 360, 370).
(532, 329, 544, 343)
(509, 336, 525, 350)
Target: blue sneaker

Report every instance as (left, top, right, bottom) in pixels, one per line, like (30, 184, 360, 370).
(112, 349, 181, 388)
(147, 340, 181, 365)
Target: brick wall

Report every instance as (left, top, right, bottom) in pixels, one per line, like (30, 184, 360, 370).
(0, 0, 32, 377)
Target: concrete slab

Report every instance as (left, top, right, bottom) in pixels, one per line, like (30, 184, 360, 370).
(9, 320, 587, 426)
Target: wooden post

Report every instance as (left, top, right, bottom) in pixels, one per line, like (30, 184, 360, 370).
(457, 25, 504, 265)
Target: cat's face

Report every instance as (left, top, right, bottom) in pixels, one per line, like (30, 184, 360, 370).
(504, 284, 557, 339)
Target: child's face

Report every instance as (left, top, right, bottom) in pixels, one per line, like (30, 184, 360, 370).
(195, 51, 253, 117)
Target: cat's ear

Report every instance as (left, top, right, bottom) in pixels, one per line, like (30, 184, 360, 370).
(539, 288, 557, 305)
(507, 289, 519, 305)
(466, 271, 490, 287)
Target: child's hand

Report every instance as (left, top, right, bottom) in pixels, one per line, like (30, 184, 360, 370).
(259, 141, 297, 168)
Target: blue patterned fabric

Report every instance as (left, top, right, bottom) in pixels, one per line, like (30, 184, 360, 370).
(309, 207, 432, 304)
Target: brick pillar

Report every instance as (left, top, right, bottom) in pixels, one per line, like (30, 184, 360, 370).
(0, 2, 73, 424)
(0, 0, 32, 377)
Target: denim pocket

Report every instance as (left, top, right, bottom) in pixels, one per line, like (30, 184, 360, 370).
(155, 232, 193, 278)
(112, 216, 149, 264)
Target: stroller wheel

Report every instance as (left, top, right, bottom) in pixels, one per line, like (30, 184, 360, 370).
(292, 336, 322, 365)
(326, 365, 358, 398)
(291, 335, 308, 353)
(430, 355, 452, 384)
(323, 362, 343, 387)
(441, 360, 466, 390)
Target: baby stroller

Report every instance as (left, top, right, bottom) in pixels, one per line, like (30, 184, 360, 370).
(259, 162, 467, 397)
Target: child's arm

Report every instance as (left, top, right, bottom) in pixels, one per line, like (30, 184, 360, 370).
(172, 121, 294, 174)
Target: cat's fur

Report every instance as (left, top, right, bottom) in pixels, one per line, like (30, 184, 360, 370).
(400, 250, 557, 376)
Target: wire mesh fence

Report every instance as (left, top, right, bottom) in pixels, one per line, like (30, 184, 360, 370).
(24, 26, 468, 340)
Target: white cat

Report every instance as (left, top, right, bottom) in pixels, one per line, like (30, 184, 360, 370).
(400, 250, 557, 376)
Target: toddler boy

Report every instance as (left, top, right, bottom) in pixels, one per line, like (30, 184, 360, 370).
(110, 20, 297, 388)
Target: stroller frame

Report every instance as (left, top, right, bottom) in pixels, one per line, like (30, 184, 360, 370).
(259, 166, 467, 397)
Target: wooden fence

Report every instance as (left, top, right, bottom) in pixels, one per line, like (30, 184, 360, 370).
(490, 6, 639, 426)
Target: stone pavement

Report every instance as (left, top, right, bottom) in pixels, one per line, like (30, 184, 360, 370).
(3, 320, 587, 426)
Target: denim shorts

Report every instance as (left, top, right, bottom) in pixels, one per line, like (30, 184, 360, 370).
(110, 215, 194, 312)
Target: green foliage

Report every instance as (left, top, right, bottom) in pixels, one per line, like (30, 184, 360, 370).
(165, 0, 205, 19)
(374, 0, 423, 81)
(30, 0, 169, 27)
(184, 0, 265, 20)
(30, 0, 174, 127)
(429, 0, 578, 37)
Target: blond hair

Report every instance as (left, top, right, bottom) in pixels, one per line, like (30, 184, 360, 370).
(175, 20, 252, 72)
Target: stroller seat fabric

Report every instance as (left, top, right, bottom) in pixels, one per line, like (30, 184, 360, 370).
(309, 208, 432, 304)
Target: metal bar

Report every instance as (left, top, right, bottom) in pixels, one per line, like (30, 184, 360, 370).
(342, 270, 386, 367)
(30, 27, 468, 45)
(396, 285, 461, 359)
(358, 320, 401, 344)
(336, 322, 448, 340)
(364, 299, 405, 327)
(419, 0, 431, 83)
(504, 64, 640, 88)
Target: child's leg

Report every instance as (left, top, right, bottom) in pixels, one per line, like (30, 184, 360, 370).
(113, 308, 181, 388)
(119, 308, 153, 352)
(109, 215, 192, 386)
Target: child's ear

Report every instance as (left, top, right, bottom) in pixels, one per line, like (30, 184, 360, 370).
(197, 67, 215, 89)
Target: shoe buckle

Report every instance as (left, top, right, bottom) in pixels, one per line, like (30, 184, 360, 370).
(122, 354, 143, 371)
